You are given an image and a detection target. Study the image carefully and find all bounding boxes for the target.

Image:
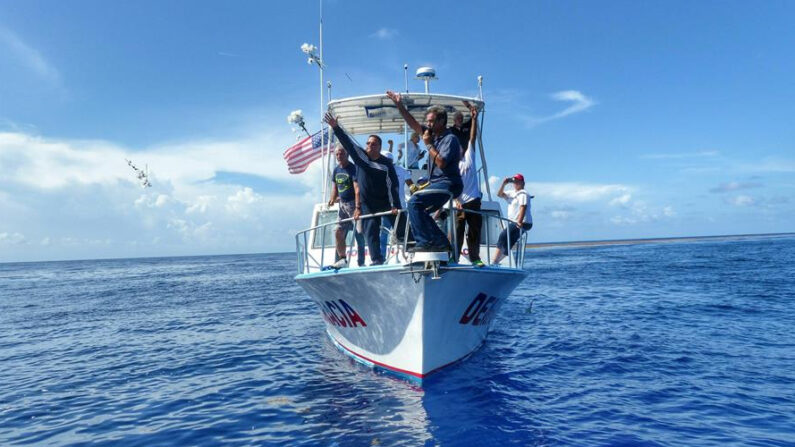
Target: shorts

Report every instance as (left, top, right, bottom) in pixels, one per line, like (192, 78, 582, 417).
(336, 201, 355, 232)
(497, 222, 532, 253)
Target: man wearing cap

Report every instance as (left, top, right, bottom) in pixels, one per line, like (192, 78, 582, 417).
(324, 113, 401, 265)
(386, 90, 463, 253)
(493, 174, 533, 264)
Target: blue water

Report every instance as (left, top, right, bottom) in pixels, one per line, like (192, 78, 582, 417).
(1, 236, 794, 446)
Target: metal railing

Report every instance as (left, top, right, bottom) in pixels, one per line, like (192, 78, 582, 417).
(294, 189, 529, 274)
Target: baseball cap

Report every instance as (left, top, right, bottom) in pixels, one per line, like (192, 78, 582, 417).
(512, 173, 525, 183)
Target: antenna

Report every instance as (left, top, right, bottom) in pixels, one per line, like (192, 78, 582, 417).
(404, 64, 409, 93)
(478, 75, 484, 100)
(415, 67, 437, 94)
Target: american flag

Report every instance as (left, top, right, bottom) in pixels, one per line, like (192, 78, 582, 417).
(283, 129, 331, 174)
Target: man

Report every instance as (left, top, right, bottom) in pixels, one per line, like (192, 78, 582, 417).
(450, 102, 473, 150)
(324, 112, 401, 265)
(398, 131, 425, 169)
(492, 174, 533, 265)
(386, 90, 463, 253)
(327, 145, 365, 269)
(456, 103, 484, 266)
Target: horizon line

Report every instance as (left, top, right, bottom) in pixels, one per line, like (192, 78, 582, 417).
(2, 231, 793, 266)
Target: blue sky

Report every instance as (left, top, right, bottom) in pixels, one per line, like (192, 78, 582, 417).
(1, 0, 793, 262)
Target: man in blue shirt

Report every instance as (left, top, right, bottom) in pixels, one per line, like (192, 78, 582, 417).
(386, 90, 463, 252)
(327, 145, 365, 268)
(324, 113, 402, 265)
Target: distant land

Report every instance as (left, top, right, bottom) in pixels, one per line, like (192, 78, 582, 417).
(526, 232, 795, 250)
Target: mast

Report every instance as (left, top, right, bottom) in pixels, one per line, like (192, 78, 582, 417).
(403, 64, 408, 169)
(477, 75, 492, 199)
(319, 0, 326, 203)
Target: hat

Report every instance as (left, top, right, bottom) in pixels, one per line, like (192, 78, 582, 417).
(512, 173, 525, 183)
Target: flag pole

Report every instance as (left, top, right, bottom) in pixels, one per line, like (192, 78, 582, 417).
(319, 0, 327, 203)
(326, 80, 333, 189)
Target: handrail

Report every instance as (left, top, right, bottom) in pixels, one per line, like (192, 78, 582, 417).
(445, 207, 528, 269)
(294, 190, 529, 273)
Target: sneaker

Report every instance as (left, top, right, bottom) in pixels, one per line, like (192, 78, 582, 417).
(472, 259, 485, 268)
(330, 258, 348, 269)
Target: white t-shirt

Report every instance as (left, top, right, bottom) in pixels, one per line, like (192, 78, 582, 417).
(505, 189, 532, 224)
(398, 141, 422, 168)
(458, 141, 482, 204)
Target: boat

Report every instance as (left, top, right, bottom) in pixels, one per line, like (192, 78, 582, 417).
(292, 80, 531, 383)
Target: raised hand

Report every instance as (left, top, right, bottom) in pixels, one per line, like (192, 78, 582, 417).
(324, 112, 338, 128)
(386, 90, 402, 105)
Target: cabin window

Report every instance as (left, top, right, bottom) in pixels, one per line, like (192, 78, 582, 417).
(311, 210, 338, 249)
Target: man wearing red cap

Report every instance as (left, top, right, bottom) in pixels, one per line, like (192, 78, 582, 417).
(493, 174, 533, 264)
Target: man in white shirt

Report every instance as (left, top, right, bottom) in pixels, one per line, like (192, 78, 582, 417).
(455, 103, 484, 266)
(493, 173, 533, 264)
(398, 131, 425, 169)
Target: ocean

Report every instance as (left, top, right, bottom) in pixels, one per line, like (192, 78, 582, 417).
(1, 235, 793, 446)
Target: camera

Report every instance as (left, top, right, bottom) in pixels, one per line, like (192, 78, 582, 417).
(506, 177, 514, 183)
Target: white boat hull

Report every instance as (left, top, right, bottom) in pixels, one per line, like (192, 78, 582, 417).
(296, 265, 528, 382)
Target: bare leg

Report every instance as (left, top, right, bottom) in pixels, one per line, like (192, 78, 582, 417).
(334, 227, 347, 261)
(492, 249, 505, 265)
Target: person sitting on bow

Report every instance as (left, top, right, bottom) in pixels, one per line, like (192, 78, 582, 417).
(386, 90, 463, 253)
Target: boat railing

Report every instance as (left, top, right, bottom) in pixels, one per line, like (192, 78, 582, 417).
(294, 188, 529, 274)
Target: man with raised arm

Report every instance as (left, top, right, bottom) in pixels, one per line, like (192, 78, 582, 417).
(450, 105, 473, 150)
(327, 145, 366, 269)
(455, 103, 484, 266)
(386, 90, 463, 253)
(324, 112, 401, 266)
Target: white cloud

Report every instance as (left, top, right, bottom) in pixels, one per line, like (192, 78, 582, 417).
(488, 177, 631, 204)
(0, 129, 305, 190)
(609, 193, 632, 207)
(0, 232, 26, 245)
(609, 200, 676, 226)
(641, 150, 719, 160)
(370, 28, 398, 40)
(526, 90, 595, 126)
(528, 182, 631, 203)
(730, 195, 755, 207)
(549, 210, 573, 220)
(709, 181, 763, 193)
(0, 128, 327, 261)
(739, 157, 795, 173)
(0, 27, 60, 84)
